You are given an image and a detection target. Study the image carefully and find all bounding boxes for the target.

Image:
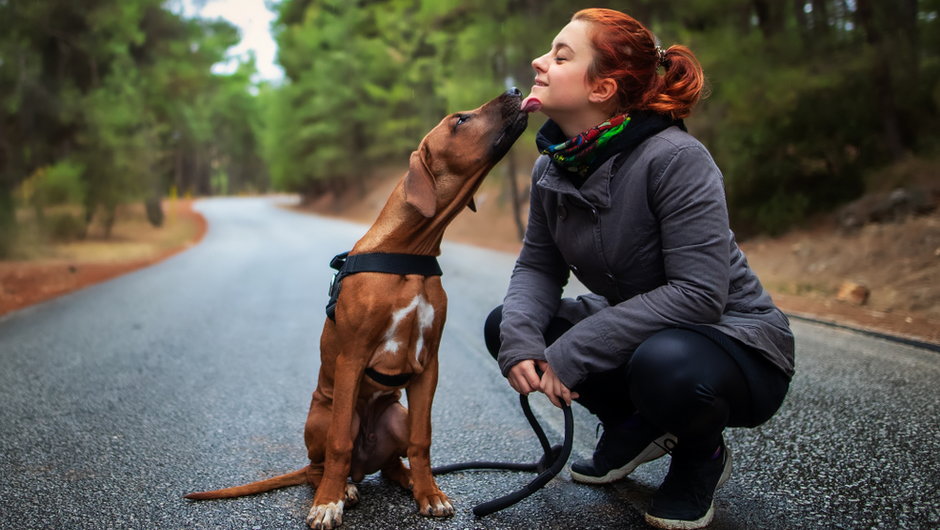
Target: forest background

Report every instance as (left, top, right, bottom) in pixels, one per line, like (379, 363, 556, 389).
(1, 0, 937, 255)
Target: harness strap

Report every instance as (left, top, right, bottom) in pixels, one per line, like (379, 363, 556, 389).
(364, 367, 414, 387)
(341, 252, 442, 277)
(326, 251, 442, 321)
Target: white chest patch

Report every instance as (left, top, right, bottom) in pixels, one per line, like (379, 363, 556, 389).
(381, 294, 435, 362)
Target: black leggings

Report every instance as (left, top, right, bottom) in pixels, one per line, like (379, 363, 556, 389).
(484, 306, 789, 456)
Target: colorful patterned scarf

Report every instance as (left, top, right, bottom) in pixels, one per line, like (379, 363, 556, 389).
(541, 113, 632, 177)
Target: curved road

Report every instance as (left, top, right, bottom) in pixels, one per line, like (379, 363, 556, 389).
(1, 197, 937, 529)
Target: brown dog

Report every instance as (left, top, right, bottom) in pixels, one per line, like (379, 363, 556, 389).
(184, 89, 528, 529)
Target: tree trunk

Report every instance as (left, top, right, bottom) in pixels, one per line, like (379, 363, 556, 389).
(102, 201, 116, 239)
(751, 0, 784, 38)
(793, 0, 809, 44)
(856, 0, 906, 158)
(504, 150, 525, 241)
(174, 143, 183, 195)
(810, 0, 830, 36)
(0, 182, 15, 257)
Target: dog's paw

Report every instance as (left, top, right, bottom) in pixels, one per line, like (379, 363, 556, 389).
(306, 501, 344, 529)
(417, 492, 454, 518)
(344, 483, 360, 506)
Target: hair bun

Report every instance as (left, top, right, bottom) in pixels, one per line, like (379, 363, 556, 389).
(573, 8, 704, 119)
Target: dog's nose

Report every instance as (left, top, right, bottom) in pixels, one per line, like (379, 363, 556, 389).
(506, 87, 522, 97)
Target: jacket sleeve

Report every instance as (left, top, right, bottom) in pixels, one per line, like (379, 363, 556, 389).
(497, 157, 571, 376)
(544, 144, 731, 388)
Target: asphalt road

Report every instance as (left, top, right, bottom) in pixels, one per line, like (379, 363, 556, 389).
(1, 196, 937, 529)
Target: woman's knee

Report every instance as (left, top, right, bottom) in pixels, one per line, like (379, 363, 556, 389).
(483, 305, 575, 362)
(483, 305, 503, 360)
(628, 328, 744, 435)
(629, 328, 702, 385)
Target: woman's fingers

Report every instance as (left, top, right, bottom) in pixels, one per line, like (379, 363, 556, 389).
(539, 364, 574, 408)
(509, 360, 579, 408)
(508, 360, 541, 394)
(523, 362, 542, 390)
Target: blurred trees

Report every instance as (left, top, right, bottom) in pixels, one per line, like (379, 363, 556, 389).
(265, 0, 571, 197)
(2, 0, 937, 257)
(0, 0, 267, 255)
(644, 0, 938, 234)
(268, 0, 939, 236)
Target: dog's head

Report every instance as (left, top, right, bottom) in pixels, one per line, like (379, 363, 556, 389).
(404, 88, 528, 218)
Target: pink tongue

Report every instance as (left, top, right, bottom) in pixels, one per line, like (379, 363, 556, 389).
(521, 97, 542, 113)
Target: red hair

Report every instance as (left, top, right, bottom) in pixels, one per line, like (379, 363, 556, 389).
(572, 8, 705, 119)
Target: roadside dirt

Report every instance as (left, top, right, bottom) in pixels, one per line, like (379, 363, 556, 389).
(300, 168, 940, 346)
(0, 200, 207, 317)
(3, 182, 937, 348)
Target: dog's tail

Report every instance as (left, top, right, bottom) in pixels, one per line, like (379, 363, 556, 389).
(184, 466, 310, 500)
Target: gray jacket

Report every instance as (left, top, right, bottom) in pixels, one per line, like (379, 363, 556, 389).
(498, 126, 795, 389)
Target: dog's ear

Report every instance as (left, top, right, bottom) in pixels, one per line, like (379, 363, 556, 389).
(404, 148, 437, 218)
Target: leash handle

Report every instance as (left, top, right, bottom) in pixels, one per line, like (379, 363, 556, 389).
(430, 393, 575, 518)
(472, 400, 573, 517)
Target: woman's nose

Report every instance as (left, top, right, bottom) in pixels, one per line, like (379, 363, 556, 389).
(532, 53, 548, 73)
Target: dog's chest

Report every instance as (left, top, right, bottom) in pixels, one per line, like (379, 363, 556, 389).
(367, 293, 440, 380)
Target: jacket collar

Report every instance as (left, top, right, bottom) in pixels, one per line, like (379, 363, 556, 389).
(536, 155, 617, 209)
(534, 111, 684, 209)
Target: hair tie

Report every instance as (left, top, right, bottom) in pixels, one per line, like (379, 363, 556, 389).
(655, 46, 668, 67)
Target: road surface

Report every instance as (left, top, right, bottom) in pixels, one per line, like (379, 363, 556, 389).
(1, 197, 937, 529)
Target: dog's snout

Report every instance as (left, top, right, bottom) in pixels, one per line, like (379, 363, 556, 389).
(506, 87, 522, 97)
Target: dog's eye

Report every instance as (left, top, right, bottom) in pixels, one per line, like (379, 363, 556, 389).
(454, 114, 471, 130)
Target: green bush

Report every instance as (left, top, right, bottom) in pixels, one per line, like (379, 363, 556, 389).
(34, 161, 86, 207)
(46, 212, 86, 241)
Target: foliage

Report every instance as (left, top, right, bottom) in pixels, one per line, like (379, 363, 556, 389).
(266, 0, 939, 236)
(27, 161, 87, 208)
(636, 0, 937, 234)
(1, 0, 937, 255)
(0, 0, 268, 255)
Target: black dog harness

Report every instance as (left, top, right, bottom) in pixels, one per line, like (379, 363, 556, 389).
(325, 251, 443, 321)
(325, 251, 443, 387)
(324, 251, 572, 518)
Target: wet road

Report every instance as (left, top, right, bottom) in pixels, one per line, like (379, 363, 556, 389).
(1, 196, 937, 529)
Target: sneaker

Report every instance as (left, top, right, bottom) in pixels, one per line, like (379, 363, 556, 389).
(570, 421, 677, 485)
(644, 439, 733, 529)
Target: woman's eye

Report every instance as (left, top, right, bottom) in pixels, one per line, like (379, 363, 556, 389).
(555, 56, 568, 63)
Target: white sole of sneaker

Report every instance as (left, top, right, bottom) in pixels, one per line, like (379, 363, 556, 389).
(716, 446, 732, 488)
(569, 433, 677, 485)
(644, 504, 714, 530)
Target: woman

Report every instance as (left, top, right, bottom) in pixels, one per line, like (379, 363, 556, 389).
(484, 8, 795, 529)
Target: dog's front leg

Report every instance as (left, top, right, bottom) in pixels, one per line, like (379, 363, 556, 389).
(306, 356, 363, 530)
(405, 354, 454, 517)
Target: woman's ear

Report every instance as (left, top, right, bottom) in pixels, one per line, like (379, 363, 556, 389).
(588, 78, 618, 105)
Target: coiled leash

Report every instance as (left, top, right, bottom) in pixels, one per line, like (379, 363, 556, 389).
(326, 251, 574, 517)
(432, 394, 573, 517)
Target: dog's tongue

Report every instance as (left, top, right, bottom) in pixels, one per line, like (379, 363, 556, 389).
(521, 97, 542, 113)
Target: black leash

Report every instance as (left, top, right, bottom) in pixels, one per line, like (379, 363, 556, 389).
(432, 393, 574, 517)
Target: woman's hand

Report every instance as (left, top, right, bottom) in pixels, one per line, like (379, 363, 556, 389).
(539, 362, 579, 408)
(507, 359, 542, 395)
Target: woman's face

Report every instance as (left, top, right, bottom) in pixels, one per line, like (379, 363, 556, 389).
(529, 20, 599, 119)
